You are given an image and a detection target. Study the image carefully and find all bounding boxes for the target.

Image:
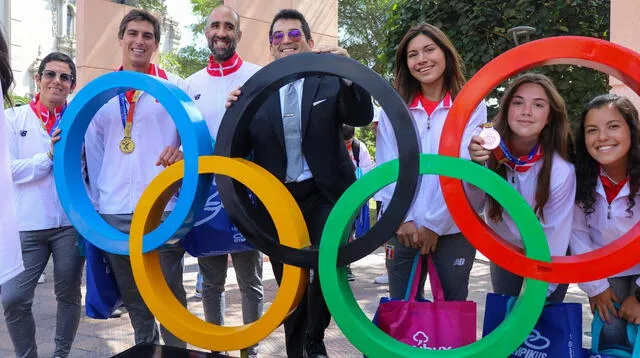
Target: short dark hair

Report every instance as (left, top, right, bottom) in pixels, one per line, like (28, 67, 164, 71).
(0, 28, 13, 103)
(342, 124, 355, 140)
(38, 52, 76, 86)
(268, 9, 311, 43)
(118, 9, 161, 44)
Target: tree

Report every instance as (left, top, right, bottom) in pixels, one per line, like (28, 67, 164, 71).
(121, 0, 167, 16)
(157, 0, 222, 78)
(189, 0, 223, 34)
(160, 45, 209, 78)
(339, 0, 397, 156)
(380, 0, 610, 124)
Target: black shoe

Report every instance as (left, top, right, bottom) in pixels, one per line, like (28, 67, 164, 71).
(303, 340, 328, 358)
(345, 267, 356, 281)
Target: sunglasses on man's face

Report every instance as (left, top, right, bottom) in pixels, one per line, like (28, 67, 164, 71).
(270, 29, 303, 46)
(42, 69, 73, 83)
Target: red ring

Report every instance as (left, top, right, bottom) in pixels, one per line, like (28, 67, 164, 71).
(439, 36, 640, 283)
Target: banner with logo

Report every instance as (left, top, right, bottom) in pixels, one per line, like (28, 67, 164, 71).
(373, 254, 476, 350)
(483, 293, 582, 358)
(182, 179, 254, 257)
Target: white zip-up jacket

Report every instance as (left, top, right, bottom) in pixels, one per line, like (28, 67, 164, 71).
(84, 71, 186, 214)
(465, 153, 575, 295)
(376, 94, 487, 235)
(5, 105, 71, 230)
(185, 57, 260, 138)
(570, 178, 640, 297)
(468, 154, 575, 256)
(1, 85, 24, 283)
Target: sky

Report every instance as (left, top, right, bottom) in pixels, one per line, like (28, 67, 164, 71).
(165, 0, 200, 48)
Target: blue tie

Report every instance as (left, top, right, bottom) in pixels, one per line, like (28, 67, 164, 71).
(283, 83, 303, 182)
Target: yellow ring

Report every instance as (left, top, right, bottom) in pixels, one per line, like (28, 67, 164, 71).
(129, 156, 309, 350)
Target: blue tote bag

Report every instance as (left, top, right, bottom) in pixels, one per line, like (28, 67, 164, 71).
(85, 241, 122, 319)
(483, 293, 583, 357)
(353, 166, 370, 238)
(582, 302, 640, 358)
(182, 178, 254, 257)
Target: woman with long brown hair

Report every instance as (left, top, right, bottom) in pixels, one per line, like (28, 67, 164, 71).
(468, 73, 575, 302)
(571, 94, 640, 349)
(376, 23, 487, 301)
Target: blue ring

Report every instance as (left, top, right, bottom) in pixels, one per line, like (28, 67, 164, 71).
(54, 71, 213, 254)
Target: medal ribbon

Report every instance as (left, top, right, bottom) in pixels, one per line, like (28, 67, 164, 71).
(493, 140, 544, 172)
(29, 94, 66, 136)
(116, 63, 168, 140)
(118, 91, 143, 139)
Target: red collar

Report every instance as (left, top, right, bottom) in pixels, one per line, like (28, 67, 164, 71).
(600, 167, 629, 204)
(29, 93, 66, 134)
(409, 92, 452, 110)
(207, 52, 243, 77)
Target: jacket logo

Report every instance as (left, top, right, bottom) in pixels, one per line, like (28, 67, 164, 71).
(20, 130, 27, 137)
(195, 94, 201, 100)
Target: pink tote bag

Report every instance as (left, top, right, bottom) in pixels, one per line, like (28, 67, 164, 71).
(375, 254, 476, 350)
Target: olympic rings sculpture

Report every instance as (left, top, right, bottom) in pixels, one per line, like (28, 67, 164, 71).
(439, 36, 640, 283)
(52, 36, 640, 356)
(54, 71, 213, 255)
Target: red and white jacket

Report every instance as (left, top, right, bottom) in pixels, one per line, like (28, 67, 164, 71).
(5, 104, 70, 230)
(570, 177, 640, 297)
(185, 53, 260, 139)
(376, 93, 487, 235)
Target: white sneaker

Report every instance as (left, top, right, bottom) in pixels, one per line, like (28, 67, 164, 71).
(374, 274, 388, 284)
(37, 273, 46, 284)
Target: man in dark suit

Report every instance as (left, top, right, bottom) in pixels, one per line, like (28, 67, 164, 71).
(228, 8, 373, 358)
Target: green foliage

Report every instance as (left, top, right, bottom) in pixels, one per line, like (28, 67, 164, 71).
(5, 93, 30, 109)
(381, 0, 610, 124)
(356, 125, 377, 158)
(160, 45, 209, 78)
(339, 0, 397, 76)
(127, 0, 167, 15)
(189, 0, 223, 34)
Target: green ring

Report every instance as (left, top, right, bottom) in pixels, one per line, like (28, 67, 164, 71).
(318, 154, 550, 357)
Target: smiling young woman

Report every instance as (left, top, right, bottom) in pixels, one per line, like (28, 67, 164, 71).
(467, 73, 575, 302)
(571, 94, 640, 350)
(376, 23, 487, 303)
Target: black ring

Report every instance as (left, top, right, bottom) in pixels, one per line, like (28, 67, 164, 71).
(215, 52, 419, 268)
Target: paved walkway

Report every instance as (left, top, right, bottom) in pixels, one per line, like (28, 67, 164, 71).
(0, 250, 592, 357)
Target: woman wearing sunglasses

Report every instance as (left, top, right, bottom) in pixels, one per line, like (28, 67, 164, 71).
(2, 51, 85, 358)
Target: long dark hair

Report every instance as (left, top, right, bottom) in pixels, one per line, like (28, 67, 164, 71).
(487, 73, 573, 222)
(575, 94, 640, 217)
(393, 23, 466, 104)
(0, 29, 13, 104)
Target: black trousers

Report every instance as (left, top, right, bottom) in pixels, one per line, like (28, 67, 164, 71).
(269, 179, 332, 358)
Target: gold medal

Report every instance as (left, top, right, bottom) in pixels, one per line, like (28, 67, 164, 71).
(120, 137, 135, 154)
